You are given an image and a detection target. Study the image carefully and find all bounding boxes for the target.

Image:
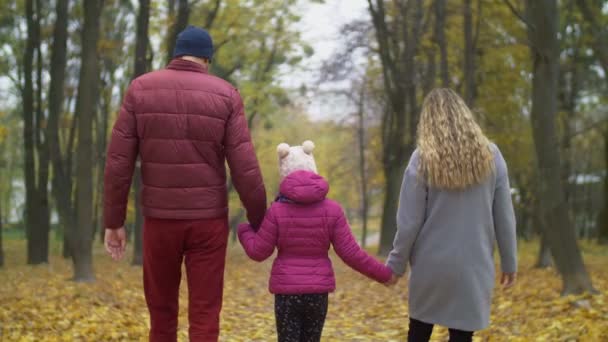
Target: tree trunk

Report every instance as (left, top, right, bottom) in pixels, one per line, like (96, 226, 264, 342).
(379, 0, 422, 254)
(599, 127, 608, 244)
(96, 75, 111, 243)
(166, 0, 189, 63)
(584, 162, 593, 240)
(204, 0, 222, 29)
(56, 175, 76, 260)
(72, 0, 105, 282)
(357, 89, 369, 248)
(0, 200, 4, 268)
(47, 0, 71, 259)
(463, 0, 477, 106)
(23, 0, 43, 265)
(558, 7, 581, 210)
(435, 0, 449, 87)
(33, 0, 51, 264)
(536, 231, 553, 268)
(378, 163, 405, 255)
(574, 0, 608, 244)
(423, 47, 437, 95)
(135, 0, 151, 78)
(130, 0, 150, 266)
(229, 209, 246, 243)
(532, 188, 552, 267)
(368, 0, 424, 255)
(536, 237, 552, 268)
(168, 0, 176, 17)
(525, 0, 595, 294)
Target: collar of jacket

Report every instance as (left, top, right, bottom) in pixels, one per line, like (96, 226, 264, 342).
(167, 58, 209, 74)
(275, 193, 295, 204)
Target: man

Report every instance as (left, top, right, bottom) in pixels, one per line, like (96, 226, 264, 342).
(103, 26, 267, 341)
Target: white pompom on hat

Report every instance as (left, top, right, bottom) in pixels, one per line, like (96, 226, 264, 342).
(277, 140, 318, 179)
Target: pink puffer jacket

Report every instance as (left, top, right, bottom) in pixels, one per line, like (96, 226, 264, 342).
(238, 170, 392, 294)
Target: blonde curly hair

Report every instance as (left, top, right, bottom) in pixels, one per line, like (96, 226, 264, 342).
(416, 88, 495, 190)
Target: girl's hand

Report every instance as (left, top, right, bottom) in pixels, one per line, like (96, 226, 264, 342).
(501, 272, 517, 289)
(384, 274, 400, 287)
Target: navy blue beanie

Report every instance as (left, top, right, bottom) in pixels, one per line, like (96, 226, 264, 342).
(173, 26, 214, 60)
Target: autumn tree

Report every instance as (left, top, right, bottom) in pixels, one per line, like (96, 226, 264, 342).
(316, 17, 387, 247)
(47, 0, 72, 259)
(131, 0, 151, 266)
(22, 0, 38, 264)
(356, 83, 370, 247)
(435, 0, 448, 86)
(0, 199, 3, 267)
(22, 0, 50, 265)
(94, 0, 134, 244)
(575, 0, 608, 244)
(367, 0, 427, 254)
(522, 0, 595, 294)
(72, 0, 105, 281)
(0, 120, 6, 269)
(462, 0, 481, 106)
(600, 134, 608, 244)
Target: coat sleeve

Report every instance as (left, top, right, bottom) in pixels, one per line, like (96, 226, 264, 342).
(386, 151, 427, 276)
(237, 206, 278, 262)
(104, 80, 140, 229)
(331, 205, 392, 283)
(492, 146, 518, 273)
(224, 88, 267, 229)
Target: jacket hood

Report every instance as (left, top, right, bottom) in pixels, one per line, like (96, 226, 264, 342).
(279, 170, 329, 204)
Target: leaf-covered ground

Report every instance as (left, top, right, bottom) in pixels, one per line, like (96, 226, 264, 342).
(0, 239, 607, 341)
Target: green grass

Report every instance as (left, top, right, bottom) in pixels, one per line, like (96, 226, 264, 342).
(2, 226, 25, 240)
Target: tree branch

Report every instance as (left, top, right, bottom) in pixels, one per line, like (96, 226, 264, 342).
(473, 0, 483, 50)
(502, 0, 532, 28)
(576, 0, 608, 74)
(205, 0, 221, 29)
(564, 117, 608, 142)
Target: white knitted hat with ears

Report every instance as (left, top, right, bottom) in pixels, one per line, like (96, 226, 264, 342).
(277, 140, 318, 179)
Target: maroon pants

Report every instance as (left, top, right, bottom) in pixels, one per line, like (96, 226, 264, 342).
(143, 217, 229, 342)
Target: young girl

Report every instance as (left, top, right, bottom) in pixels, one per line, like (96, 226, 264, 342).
(386, 88, 517, 342)
(238, 141, 394, 342)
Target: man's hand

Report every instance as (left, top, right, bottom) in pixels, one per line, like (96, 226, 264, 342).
(501, 272, 517, 289)
(104, 227, 127, 261)
(384, 274, 400, 287)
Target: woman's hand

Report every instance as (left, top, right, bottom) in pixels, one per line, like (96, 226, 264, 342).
(501, 272, 517, 289)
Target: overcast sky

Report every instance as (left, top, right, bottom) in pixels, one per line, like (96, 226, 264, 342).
(283, 0, 369, 120)
(283, 0, 367, 86)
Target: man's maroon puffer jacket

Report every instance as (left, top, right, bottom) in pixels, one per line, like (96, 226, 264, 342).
(104, 59, 266, 229)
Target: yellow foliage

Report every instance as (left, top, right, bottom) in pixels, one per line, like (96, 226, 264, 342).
(0, 126, 7, 143)
(0, 241, 606, 341)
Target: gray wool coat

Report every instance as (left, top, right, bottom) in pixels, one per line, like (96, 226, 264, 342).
(386, 144, 517, 332)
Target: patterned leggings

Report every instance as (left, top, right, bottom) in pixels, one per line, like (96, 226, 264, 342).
(274, 294, 329, 342)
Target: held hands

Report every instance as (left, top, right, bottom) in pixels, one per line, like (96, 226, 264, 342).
(384, 273, 400, 287)
(501, 272, 517, 289)
(104, 227, 127, 261)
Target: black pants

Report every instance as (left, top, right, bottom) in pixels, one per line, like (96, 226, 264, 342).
(274, 293, 329, 342)
(408, 318, 474, 342)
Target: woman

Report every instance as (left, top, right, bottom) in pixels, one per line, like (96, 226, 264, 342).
(387, 88, 517, 342)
